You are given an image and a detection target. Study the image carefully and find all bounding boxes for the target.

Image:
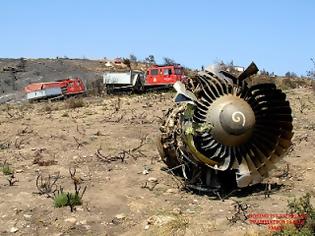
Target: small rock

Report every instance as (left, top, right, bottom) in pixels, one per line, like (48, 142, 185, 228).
(144, 224, 150, 230)
(79, 220, 87, 225)
(142, 170, 149, 175)
(10, 227, 19, 233)
(172, 207, 182, 215)
(166, 188, 178, 194)
(15, 169, 24, 173)
(83, 224, 91, 230)
(148, 177, 158, 183)
(14, 208, 22, 214)
(76, 206, 84, 211)
(72, 156, 79, 160)
(23, 214, 32, 219)
(115, 213, 126, 220)
(64, 217, 77, 225)
(186, 209, 195, 214)
(307, 168, 312, 170)
(112, 214, 126, 225)
(147, 215, 176, 226)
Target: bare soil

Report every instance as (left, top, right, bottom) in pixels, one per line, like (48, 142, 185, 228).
(0, 87, 314, 236)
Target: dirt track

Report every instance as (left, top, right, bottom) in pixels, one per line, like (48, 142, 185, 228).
(0, 87, 314, 235)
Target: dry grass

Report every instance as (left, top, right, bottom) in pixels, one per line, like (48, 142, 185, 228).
(148, 214, 189, 236)
(64, 98, 85, 109)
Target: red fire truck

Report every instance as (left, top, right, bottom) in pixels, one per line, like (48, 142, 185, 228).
(103, 64, 186, 93)
(146, 65, 186, 85)
(24, 78, 86, 101)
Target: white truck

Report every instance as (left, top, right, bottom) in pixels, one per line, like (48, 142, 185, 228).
(103, 70, 145, 93)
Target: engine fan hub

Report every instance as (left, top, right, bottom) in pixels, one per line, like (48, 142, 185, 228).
(206, 95, 255, 146)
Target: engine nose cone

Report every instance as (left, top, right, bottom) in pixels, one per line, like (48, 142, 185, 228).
(220, 100, 255, 136)
(206, 95, 255, 146)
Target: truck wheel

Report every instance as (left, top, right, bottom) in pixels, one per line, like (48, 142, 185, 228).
(105, 85, 114, 95)
(133, 80, 144, 94)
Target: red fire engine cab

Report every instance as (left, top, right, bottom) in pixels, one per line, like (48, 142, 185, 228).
(146, 65, 186, 85)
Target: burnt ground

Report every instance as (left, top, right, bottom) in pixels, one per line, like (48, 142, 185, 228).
(0, 58, 105, 103)
(0, 58, 154, 104)
(0, 87, 314, 236)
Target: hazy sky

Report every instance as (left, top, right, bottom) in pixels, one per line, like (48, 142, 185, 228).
(1, 0, 314, 75)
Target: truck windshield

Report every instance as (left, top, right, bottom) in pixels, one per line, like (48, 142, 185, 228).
(164, 69, 172, 75)
(175, 68, 182, 75)
(151, 69, 158, 75)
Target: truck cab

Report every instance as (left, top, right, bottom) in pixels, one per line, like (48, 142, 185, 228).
(146, 65, 185, 85)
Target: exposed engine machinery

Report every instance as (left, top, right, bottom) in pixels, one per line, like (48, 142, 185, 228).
(158, 62, 293, 195)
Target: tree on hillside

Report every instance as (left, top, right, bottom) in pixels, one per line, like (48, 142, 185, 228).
(122, 58, 131, 70)
(163, 57, 177, 65)
(260, 69, 269, 76)
(144, 55, 156, 65)
(129, 54, 137, 63)
(307, 58, 315, 79)
(285, 71, 297, 78)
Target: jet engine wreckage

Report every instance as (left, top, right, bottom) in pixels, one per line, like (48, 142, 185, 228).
(158, 62, 293, 197)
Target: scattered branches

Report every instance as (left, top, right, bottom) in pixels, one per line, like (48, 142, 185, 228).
(297, 97, 308, 113)
(33, 153, 58, 166)
(275, 163, 290, 179)
(53, 168, 87, 212)
(18, 126, 33, 136)
(103, 111, 126, 123)
(14, 137, 27, 149)
(6, 110, 14, 118)
(129, 110, 152, 124)
(7, 173, 18, 186)
(73, 136, 83, 149)
(35, 172, 60, 198)
(141, 181, 158, 191)
(95, 147, 126, 163)
(115, 97, 121, 111)
(35, 168, 87, 212)
(153, 115, 164, 123)
(0, 140, 10, 150)
(65, 98, 85, 109)
(227, 201, 249, 225)
(69, 168, 86, 197)
(76, 124, 86, 135)
(94, 130, 106, 136)
(95, 137, 147, 163)
(69, 167, 84, 186)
